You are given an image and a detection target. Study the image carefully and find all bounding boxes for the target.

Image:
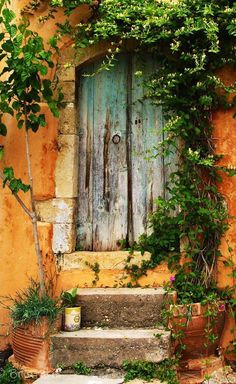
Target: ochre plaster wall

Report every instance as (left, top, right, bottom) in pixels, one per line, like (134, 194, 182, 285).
(212, 67, 236, 352)
(0, 0, 235, 354)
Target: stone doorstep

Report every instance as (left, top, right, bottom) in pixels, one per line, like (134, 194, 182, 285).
(76, 287, 171, 329)
(34, 377, 165, 384)
(34, 375, 124, 383)
(59, 251, 169, 272)
(77, 288, 167, 296)
(50, 328, 171, 368)
(33, 368, 166, 384)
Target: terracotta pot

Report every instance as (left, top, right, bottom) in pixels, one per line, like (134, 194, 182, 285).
(12, 316, 60, 371)
(169, 302, 226, 360)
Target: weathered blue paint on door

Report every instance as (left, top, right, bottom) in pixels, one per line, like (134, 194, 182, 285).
(77, 53, 166, 251)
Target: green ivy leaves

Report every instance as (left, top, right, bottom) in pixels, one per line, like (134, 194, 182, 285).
(3, 167, 30, 193)
(0, 7, 64, 203)
(0, 9, 63, 137)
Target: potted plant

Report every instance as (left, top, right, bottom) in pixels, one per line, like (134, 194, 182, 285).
(165, 274, 226, 361)
(61, 288, 81, 331)
(9, 280, 61, 372)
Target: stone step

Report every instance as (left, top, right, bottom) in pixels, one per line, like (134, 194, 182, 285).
(77, 288, 170, 328)
(34, 376, 164, 383)
(34, 375, 124, 383)
(50, 328, 171, 369)
(57, 251, 171, 289)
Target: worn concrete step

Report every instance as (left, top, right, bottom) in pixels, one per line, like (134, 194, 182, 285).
(50, 328, 171, 369)
(34, 375, 124, 383)
(77, 288, 169, 328)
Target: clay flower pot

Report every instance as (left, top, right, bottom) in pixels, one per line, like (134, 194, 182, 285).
(169, 302, 226, 360)
(12, 316, 60, 372)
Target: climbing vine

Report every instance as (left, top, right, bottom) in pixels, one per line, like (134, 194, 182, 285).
(15, 0, 236, 358)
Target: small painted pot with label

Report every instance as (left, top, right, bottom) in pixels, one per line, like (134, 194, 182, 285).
(64, 307, 81, 331)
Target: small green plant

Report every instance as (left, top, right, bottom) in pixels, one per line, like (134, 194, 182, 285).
(72, 361, 91, 375)
(0, 363, 23, 384)
(123, 360, 156, 382)
(204, 373, 212, 383)
(8, 280, 61, 327)
(123, 359, 179, 384)
(61, 287, 78, 307)
(85, 261, 100, 286)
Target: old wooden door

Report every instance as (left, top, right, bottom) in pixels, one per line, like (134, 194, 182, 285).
(77, 53, 166, 251)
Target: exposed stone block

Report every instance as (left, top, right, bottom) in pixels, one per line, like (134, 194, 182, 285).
(57, 65, 76, 82)
(36, 198, 77, 224)
(60, 82, 76, 103)
(58, 103, 77, 135)
(52, 223, 76, 254)
(59, 251, 154, 271)
(55, 134, 79, 198)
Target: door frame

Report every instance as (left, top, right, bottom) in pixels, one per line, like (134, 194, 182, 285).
(36, 41, 133, 256)
(35, 41, 168, 271)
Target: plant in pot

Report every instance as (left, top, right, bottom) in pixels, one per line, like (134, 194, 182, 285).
(61, 288, 81, 331)
(7, 280, 61, 372)
(156, 203, 228, 363)
(165, 275, 226, 362)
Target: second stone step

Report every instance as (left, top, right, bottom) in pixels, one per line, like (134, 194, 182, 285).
(75, 288, 169, 328)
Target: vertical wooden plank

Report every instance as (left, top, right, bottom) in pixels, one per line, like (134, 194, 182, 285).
(131, 53, 165, 242)
(143, 56, 166, 216)
(163, 128, 178, 201)
(126, 54, 134, 245)
(92, 55, 129, 250)
(77, 64, 94, 250)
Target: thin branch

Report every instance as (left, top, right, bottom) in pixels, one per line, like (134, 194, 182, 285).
(24, 97, 46, 294)
(0, 170, 34, 219)
(25, 127, 46, 294)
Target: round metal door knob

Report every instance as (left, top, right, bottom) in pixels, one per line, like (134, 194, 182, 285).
(112, 134, 121, 144)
